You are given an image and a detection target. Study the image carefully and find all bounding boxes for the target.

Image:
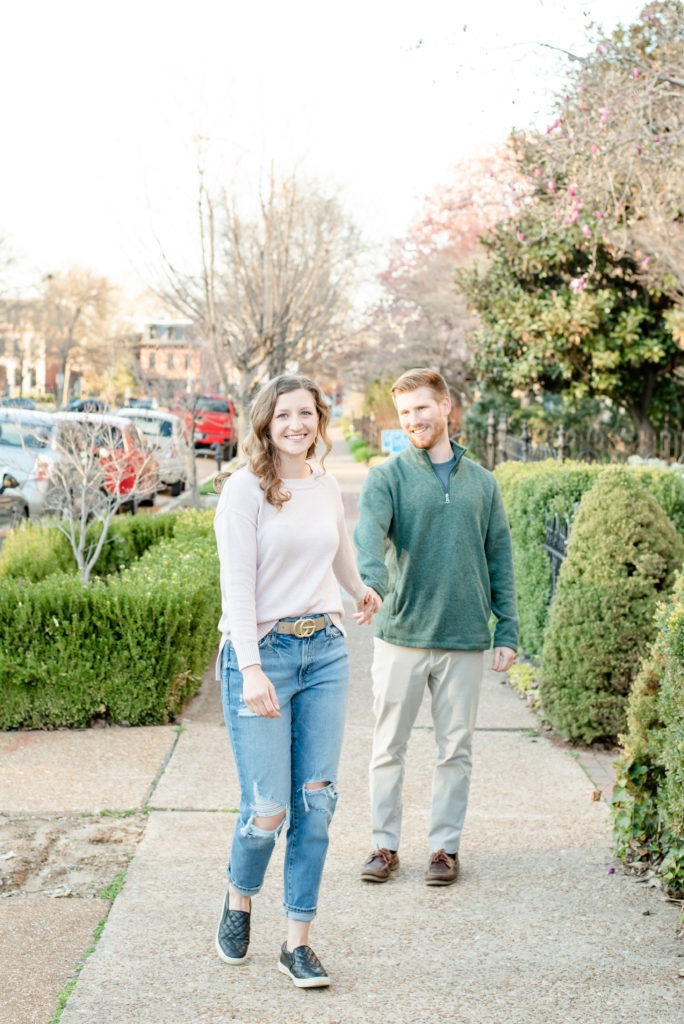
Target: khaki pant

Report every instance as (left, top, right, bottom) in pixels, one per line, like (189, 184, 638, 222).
(370, 638, 484, 854)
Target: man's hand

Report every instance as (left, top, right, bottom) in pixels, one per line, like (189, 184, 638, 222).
(241, 664, 281, 717)
(492, 646, 516, 673)
(353, 587, 383, 625)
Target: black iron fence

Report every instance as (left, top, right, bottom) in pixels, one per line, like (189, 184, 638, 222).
(543, 511, 575, 598)
(485, 412, 684, 470)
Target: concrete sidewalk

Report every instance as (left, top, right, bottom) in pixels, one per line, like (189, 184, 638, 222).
(2, 437, 683, 1024)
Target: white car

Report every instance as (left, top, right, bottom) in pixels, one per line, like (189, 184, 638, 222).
(115, 408, 193, 496)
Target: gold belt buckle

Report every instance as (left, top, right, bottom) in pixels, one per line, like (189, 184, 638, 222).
(293, 617, 316, 638)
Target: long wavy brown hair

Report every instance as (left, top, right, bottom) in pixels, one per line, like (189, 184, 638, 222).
(243, 375, 332, 509)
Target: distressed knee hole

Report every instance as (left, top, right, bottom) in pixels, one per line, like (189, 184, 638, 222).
(240, 807, 288, 843)
(253, 809, 286, 831)
(302, 780, 338, 814)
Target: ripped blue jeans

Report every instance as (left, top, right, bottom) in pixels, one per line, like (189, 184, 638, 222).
(221, 620, 349, 921)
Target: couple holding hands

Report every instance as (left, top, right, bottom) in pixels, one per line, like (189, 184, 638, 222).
(213, 368, 518, 989)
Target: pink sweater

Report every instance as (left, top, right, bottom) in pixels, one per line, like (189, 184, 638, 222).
(214, 464, 366, 671)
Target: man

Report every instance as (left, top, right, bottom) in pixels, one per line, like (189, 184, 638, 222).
(354, 368, 518, 886)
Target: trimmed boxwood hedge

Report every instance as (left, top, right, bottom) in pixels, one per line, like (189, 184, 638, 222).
(494, 460, 599, 657)
(0, 510, 220, 729)
(612, 571, 684, 896)
(494, 460, 684, 658)
(539, 470, 683, 744)
(0, 513, 177, 583)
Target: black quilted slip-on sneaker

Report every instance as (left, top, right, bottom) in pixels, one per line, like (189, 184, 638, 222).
(278, 943, 330, 988)
(215, 891, 250, 964)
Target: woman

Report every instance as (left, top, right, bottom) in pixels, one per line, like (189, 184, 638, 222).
(213, 374, 378, 989)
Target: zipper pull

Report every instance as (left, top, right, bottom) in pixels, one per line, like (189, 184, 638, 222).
(445, 492, 450, 504)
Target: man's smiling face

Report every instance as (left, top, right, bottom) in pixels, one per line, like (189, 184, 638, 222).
(395, 386, 450, 452)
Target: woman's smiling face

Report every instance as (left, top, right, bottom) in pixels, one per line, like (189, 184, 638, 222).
(268, 387, 319, 460)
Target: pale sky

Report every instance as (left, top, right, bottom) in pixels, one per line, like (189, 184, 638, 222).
(2, 0, 648, 294)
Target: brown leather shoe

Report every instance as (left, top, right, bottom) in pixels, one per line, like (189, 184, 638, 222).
(360, 848, 399, 882)
(425, 849, 459, 886)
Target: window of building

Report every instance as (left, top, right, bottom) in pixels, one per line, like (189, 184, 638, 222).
(167, 351, 174, 370)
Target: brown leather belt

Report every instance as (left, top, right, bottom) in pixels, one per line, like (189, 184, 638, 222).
(275, 615, 328, 638)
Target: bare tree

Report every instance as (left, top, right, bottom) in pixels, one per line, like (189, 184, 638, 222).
(0, 235, 18, 299)
(158, 165, 364, 430)
(43, 418, 159, 585)
(39, 268, 121, 406)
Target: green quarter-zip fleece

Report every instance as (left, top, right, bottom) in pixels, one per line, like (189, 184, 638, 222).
(354, 440, 519, 651)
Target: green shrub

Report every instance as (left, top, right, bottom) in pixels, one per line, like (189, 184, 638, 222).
(352, 444, 376, 463)
(495, 460, 684, 658)
(0, 513, 177, 582)
(507, 661, 541, 712)
(347, 436, 365, 453)
(632, 467, 684, 537)
(88, 514, 177, 575)
(0, 520, 75, 581)
(494, 460, 601, 656)
(612, 576, 684, 896)
(540, 469, 684, 744)
(0, 510, 219, 729)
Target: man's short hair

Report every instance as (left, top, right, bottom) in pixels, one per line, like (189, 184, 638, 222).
(391, 368, 449, 403)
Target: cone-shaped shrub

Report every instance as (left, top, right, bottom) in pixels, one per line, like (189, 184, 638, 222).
(540, 468, 684, 744)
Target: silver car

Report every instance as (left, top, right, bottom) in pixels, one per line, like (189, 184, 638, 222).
(115, 408, 193, 496)
(0, 409, 62, 517)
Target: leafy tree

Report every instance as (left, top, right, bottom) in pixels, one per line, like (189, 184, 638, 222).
(460, 214, 684, 452)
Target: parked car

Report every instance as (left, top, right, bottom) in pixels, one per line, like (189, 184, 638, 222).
(0, 409, 63, 517)
(0, 468, 29, 530)
(121, 397, 157, 410)
(115, 407, 192, 496)
(0, 408, 160, 517)
(54, 412, 160, 508)
(173, 393, 238, 461)
(62, 397, 109, 413)
(0, 396, 36, 410)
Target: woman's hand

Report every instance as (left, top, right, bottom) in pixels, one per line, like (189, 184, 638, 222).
(353, 587, 383, 625)
(241, 664, 281, 718)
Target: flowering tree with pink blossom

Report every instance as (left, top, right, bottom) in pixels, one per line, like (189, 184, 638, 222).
(355, 151, 520, 403)
(458, 1, 684, 455)
(514, 0, 684, 299)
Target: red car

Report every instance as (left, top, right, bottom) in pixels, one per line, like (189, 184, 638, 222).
(173, 394, 238, 461)
(54, 412, 160, 508)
